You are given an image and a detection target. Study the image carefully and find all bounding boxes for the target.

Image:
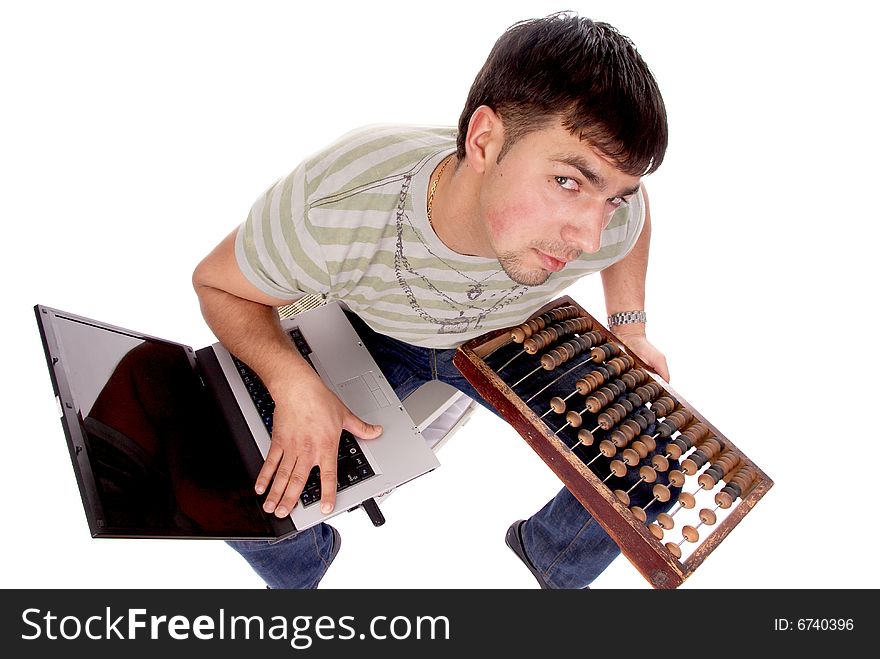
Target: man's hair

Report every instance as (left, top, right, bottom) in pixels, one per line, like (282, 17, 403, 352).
(456, 12, 667, 176)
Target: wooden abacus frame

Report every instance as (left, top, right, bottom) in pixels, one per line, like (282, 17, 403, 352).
(452, 296, 773, 588)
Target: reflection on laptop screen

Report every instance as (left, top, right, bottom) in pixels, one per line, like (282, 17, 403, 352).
(53, 316, 275, 538)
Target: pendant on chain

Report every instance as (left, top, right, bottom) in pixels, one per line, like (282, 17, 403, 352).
(467, 283, 486, 300)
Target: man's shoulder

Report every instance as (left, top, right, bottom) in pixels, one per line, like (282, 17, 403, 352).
(327, 123, 457, 149)
(303, 124, 456, 201)
(306, 124, 454, 170)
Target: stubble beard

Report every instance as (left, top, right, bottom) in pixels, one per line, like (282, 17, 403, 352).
(497, 250, 552, 286)
(496, 241, 581, 287)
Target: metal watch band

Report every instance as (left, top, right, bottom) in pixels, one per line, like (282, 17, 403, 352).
(607, 310, 647, 327)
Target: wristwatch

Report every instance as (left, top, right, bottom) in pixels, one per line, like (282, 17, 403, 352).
(607, 310, 647, 328)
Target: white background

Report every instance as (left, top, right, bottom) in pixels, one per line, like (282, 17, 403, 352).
(2, 0, 878, 590)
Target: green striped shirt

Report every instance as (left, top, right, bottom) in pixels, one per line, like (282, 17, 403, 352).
(236, 124, 645, 348)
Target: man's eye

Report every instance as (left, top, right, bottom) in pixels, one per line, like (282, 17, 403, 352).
(608, 196, 630, 209)
(555, 176, 578, 191)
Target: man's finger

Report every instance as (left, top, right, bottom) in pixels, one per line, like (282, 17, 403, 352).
(318, 460, 338, 515)
(274, 460, 311, 518)
(255, 443, 284, 496)
(343, 413, 383, 440)
(264, 457, 296, 514)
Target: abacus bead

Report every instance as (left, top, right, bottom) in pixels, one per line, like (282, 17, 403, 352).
(609, 431, 629, 449)
(678, 492, 696, 508)
(614, 490, 630, 506)
(657, 513, 674, 530)
(722, 481, 743, 500)
(680, 458, 700, 475)
(631, 507, 647, 523)
(666, 440, 686, 460)
(668, 469, 686, 488)
(652, 484, 672, 502)
(622, 419, 643, 436)
(682, 526, 700, 543)
(549, 396, 567, 413)
(601, 440, 620, 458)
(622, 448, 640, 465)
(698, 472, 719, 489)
(565, 410, 584, 427)
(577, 428, 596, 447)
(608, 460, 628, 477)
(648, 523, 664, 540)
(652, 454, 670, 472)
(715, 491, 734, 509)
(699, 508, 717, 525)
(638, 465, 658, 483)
(575, 378, 593, 395)
(665, 542, 682, 559)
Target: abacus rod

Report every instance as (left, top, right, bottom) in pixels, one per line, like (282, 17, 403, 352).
(495, 349, 527, 374)
(553, 421, 571, 436)
(538, 389, 578, 420)
(523, 356, 595, 404)
(625, 478, 645, 495)
(667, 484, 711, 519)
(510, 364, 544, 389)
(481, 341, 507, 362)
(567, 422, 600, 451)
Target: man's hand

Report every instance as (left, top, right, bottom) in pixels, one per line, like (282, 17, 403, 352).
(255, 372, 383, 518)
(191, 228, 385, 517)
(613, 327, 670, 382)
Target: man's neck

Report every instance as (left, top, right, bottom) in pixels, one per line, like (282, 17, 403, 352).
(428, 157, 494, 258)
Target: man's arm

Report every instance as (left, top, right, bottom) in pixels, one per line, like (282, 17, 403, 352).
(192, 228, 382, 518)
(600, 186, 670, 381)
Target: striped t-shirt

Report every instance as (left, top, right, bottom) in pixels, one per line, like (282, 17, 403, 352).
(236, 124, 645, 349)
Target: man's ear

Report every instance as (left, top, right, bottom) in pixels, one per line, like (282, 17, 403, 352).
(464, 105, 504, 174)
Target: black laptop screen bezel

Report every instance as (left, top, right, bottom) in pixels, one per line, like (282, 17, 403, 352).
(34, 305, 295, 540)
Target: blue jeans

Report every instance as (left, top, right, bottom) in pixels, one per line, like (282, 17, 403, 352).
(227, 312, 676, 588)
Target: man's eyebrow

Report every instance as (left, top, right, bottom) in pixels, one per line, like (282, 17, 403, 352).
(552, 155, 641, 198)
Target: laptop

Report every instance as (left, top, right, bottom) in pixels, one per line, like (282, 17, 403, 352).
(34, 301, 440, 541)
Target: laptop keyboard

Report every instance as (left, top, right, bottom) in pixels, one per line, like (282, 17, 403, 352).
(231, 327, 376, 508)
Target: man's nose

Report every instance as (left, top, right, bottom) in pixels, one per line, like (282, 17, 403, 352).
(561, 205, 608, 254)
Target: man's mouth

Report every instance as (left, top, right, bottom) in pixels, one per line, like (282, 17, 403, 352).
(535, 250, 568, 273)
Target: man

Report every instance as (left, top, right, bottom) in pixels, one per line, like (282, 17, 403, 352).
(192, 12, 671, 589)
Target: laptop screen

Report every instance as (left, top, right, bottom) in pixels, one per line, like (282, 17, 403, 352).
(48, 313, 277, 538)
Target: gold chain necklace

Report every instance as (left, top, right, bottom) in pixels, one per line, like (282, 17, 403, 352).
(423, 154, 505, 300)
(426, 155, 453, 229)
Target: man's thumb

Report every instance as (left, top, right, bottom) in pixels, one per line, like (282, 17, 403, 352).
(344, 413, 383, 439)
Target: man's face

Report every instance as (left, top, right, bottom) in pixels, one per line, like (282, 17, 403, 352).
(477, 119, 642, 286)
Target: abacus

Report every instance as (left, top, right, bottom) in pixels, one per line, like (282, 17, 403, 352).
(452, 296, 772, 588)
